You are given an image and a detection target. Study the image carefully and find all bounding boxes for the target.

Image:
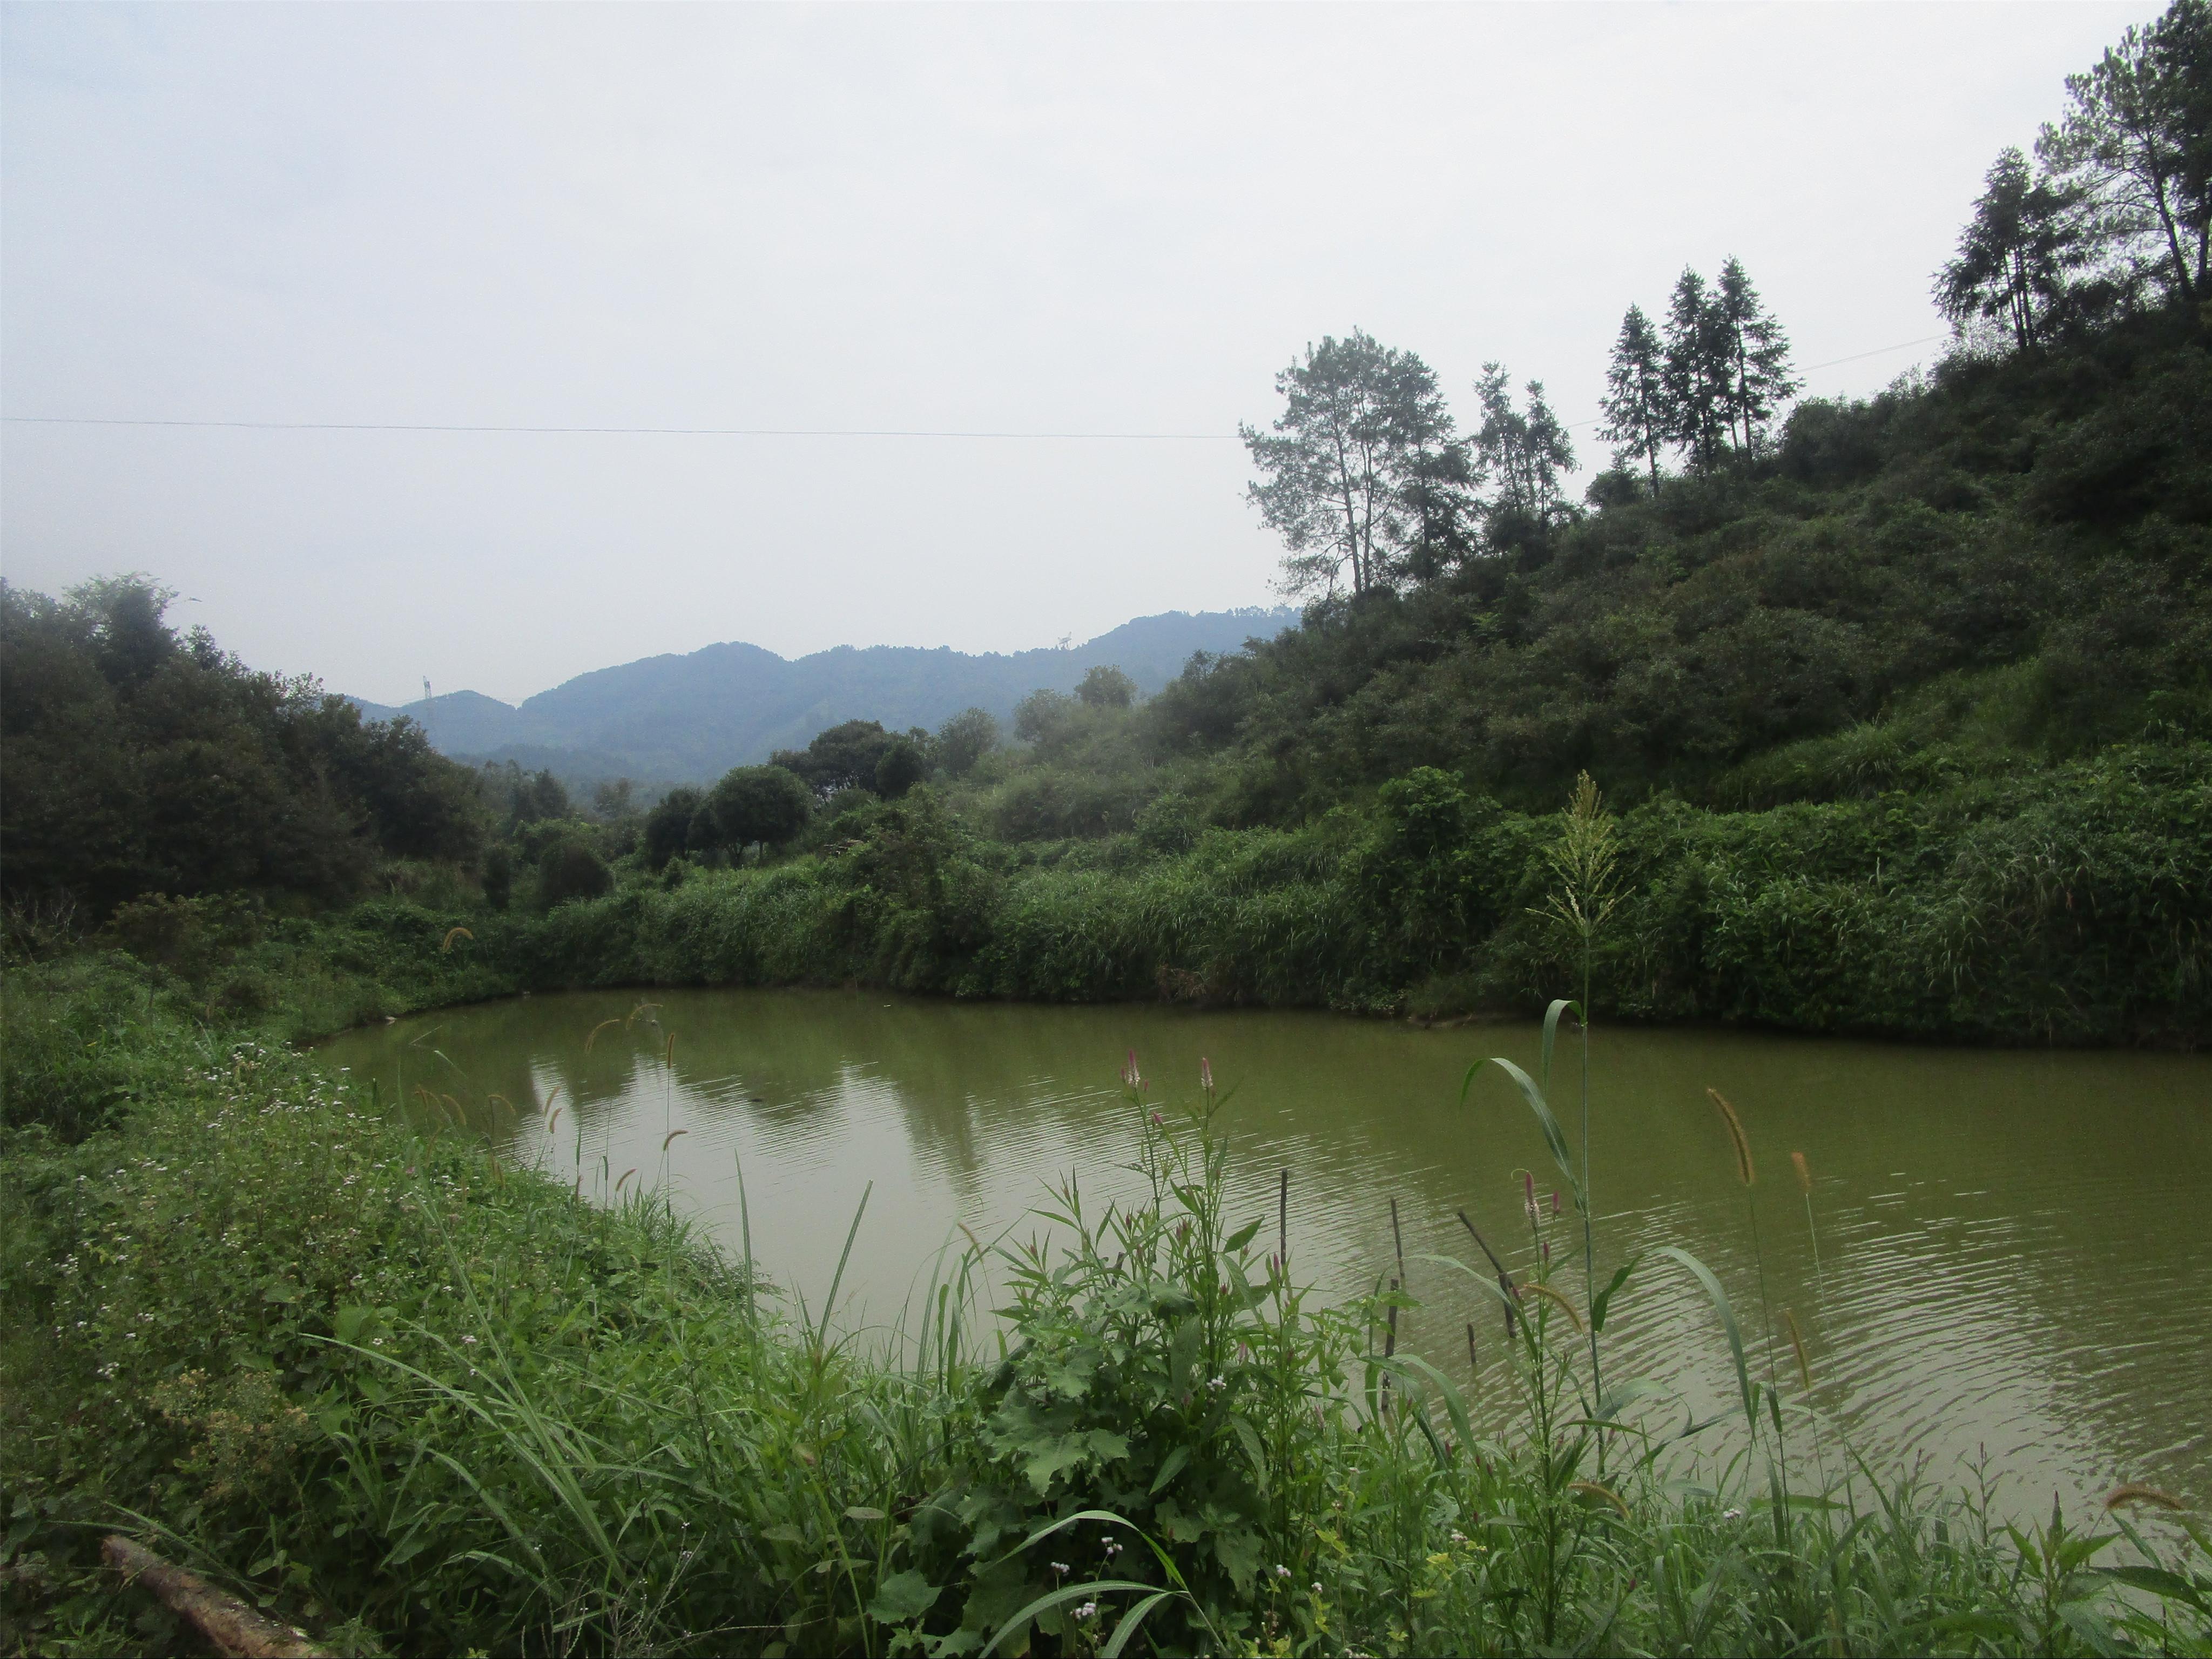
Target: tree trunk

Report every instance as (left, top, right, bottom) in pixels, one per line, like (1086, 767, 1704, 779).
(102, 1536, 327, 1658)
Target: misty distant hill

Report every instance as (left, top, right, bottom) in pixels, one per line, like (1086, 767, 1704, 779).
(347, 606, 1294, 784)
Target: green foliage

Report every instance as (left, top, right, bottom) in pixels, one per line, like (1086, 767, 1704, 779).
(0, 954, 182, 1139)
(772, 719, 896, 797)
(481, 844, 513, 912)
(914, 1082, 1354, 1653)
(705, 764, 814, 851)
(873, 739, 927, 800)
(502, 766, 573, 828)
(537, 840, 613, 910)
(1241, 329, 1476, 596)
(642, 785, 704, 870)
(1074, 664, 1137, 709)
(934, 706, 1001, 778)
(0, 577, 485, 918)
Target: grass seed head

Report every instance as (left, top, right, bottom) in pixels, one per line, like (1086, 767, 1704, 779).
(1709, 1088, 1755, 1187)
(2104, 1483, 2187, 1512)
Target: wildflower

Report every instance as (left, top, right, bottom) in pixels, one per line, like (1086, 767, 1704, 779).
(1209, 1375, 1227, 1391)
(1074, 1602, 1098, 1622)
(1274, 1564, 1291, 1579)
(1122, 1050, 1142, 1089)
(461, 1334, 478, 1345)
(1199, 1056, 1213, 1092)
(1523, 1170, 1539, 1226)
(1722, 1506, 1743, 1521)
(1311, 1582, 1323, 1595)
(1550, 1189, 1561, 1217)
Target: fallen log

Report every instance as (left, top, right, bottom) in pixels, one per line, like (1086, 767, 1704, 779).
(100, 1535, 326, 1659)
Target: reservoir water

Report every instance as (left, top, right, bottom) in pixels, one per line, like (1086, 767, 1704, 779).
(318, 988, 2212, 1514)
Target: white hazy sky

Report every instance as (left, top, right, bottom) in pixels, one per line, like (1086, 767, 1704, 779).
(1, 1, 2159, 706)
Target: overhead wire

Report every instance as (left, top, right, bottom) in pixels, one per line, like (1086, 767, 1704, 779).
(1, 332, 1952, 442)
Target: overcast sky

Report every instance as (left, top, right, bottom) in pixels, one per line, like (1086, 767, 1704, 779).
(1, 1, 2160, 707)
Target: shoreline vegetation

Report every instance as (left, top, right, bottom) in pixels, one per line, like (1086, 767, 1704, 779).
(6, 8, 2212, 1649)
(6, 952, 2210, 1657)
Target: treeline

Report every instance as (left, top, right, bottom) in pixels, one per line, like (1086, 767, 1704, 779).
(0, 578, 483, 919)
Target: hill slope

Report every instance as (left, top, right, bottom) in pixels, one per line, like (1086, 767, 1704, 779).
(348, 607, 1293, 782)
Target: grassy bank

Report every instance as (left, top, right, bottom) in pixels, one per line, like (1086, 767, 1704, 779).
(156, 736, 2201, 1051)
(4, 957, 2209, 1656)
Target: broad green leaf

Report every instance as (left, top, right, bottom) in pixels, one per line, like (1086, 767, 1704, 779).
(865, 1568, 941, 1624)
(1149, 1444, 1191, 1495)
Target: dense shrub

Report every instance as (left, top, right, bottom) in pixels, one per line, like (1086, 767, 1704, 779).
(537, 840, 614, 909)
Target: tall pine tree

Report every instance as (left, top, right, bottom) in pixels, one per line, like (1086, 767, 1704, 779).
(1936, 147, 2089, 350)
(1661, 269, 1730, 474)
(1599, 305, 1668, 495)
(1712, 258, 1799, 458)
(1474, 365, 1576, 528)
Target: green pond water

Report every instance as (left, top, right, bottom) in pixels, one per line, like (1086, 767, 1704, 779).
(319, 988, 2212, 1513)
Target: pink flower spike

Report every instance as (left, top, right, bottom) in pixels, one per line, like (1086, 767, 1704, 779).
(1199, 1056, 1214, 1092)
(1123, 1049, 1143, 1089)
(1550, 1189, 1561, 1217)
(1522, 1170, 1539, 1222)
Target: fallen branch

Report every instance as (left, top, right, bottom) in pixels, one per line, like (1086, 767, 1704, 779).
(100, 1535, 327, 1659)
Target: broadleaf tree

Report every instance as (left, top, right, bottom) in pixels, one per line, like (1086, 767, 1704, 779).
(1240, 331, 1476, 597)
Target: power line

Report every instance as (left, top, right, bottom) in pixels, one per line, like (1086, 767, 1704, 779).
(0, 415, 1237, 439)
(1799, 333, 1948, 373)
(2, 333, 1952, 441)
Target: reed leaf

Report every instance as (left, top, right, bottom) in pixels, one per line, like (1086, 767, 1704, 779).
(1656, 1244, 1756, 1433)
(1465, 1055, 1579, 1198)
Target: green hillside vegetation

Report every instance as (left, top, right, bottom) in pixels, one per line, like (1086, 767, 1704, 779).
(7, 273, 2210, 1049)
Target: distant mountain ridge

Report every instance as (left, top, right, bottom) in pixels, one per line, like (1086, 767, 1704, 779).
(347, 607, 1295, 785)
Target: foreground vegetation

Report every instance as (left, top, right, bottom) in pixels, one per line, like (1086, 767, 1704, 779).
(5, 953, 2208, 1657)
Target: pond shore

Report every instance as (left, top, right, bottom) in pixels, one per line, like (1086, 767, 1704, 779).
(5, 949, 2209, 1656)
